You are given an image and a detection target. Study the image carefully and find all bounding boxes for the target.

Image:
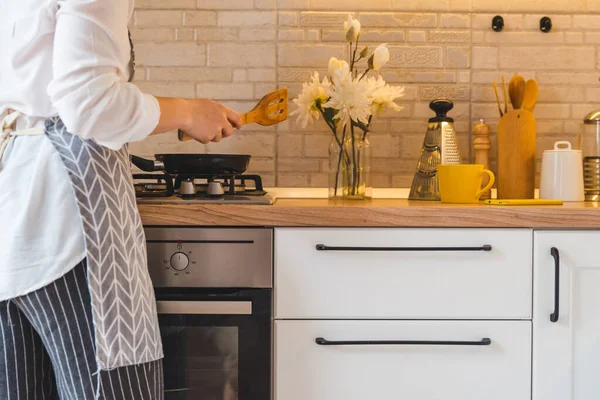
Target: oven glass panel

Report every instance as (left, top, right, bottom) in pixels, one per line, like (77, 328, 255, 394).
(162, 326, 239, 400)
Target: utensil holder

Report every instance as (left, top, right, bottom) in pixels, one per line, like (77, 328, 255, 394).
(497, 110, 537, 199)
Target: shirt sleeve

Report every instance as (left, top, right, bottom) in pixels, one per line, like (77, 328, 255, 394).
(47, 0, 160, 151)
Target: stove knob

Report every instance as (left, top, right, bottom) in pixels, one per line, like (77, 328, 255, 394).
(180, 179, 197, 196)
(170, 252, 189, 271)
(207, 182, 225, 197)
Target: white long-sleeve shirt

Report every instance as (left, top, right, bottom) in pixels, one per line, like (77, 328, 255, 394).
(0, 0, 160, 300)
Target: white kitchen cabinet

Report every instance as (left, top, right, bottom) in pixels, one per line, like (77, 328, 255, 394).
(275, 320, 531, 400)
(275, 228, 532, 319)
(533, 231, 600, 400)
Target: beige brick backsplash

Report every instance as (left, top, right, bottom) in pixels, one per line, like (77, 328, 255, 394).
(196, 28, 238, 41)
(299, 12, 351, 27)
(472, 47, 497, 69)
(566, 32, 584, 44)
(196, 83, 254, 100)
(136, 0, 196, 9)
(183, 11, 217, 27)
(322, 30, 407, 43)
(209, 44, 276, 67)
(408, 31, 427, 43)
(206, 133, 275, 156)
(149, 67, 231, 81)
(421, 85, 469, 101)
(278, 173, 308, 186)
(219, 11, 276, 27)
(500, 47, 594, 70)
(278, 134, 303, 157)
(239, 28, 277, 41)
(197, 0, 254, 9)
(279, 44, 345, 67)
(446, 46, 470, 68)
(135, 11, 184, 27)
(136, 43, 206, 66)
(310, 0, 392, 10)
(130, 1, 600, 188)
(278, 158, 321, 172)
(279, 29, 304, 41)
(135, 82, 196, 98)
(440, 14, 471, 28)
(130, 28, 175, 42)
(429, 30, 470, 43)
(278, 12, 298, 26)
(359, 13, 437, 28)
(473, 0, 584, 13)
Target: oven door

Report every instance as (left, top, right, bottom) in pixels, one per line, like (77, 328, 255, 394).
(156, 289, 271, 400)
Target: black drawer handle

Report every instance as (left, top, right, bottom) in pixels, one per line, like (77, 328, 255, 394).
(550, 247, 560, 323)
(316, 244, 492, 252)
(315, 337, 492, 346)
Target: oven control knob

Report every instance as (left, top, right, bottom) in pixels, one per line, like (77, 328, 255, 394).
(170, 252, 190, 271)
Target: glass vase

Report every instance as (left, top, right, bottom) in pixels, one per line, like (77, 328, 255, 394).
(328, 125, 372, 200)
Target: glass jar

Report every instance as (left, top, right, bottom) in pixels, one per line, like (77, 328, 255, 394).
(328, 125, 372, 200)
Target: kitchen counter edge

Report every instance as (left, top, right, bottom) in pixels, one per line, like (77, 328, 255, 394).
(138, 199, 600, 228)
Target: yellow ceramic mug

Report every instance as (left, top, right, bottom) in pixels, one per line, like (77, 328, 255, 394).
(437, 164, 495, 204)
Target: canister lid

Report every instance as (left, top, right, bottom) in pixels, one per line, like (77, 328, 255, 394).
(583, 109, 600, 124)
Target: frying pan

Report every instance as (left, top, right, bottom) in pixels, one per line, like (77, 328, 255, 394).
(131, 154, 251, 175)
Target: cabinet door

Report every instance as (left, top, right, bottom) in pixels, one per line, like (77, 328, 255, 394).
(533, 231, 600, 400)
(275, 320, 531, 400)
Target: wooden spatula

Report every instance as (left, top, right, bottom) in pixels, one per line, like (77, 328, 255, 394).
(508, 74, 526, 110)
(522, 79, 539, 113)
(178, 88, 288, 141)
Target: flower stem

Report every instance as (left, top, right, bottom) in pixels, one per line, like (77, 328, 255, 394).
(334, 126, 346, 197)
(359, 68, 370, 81)
(350, 123, 358, 196)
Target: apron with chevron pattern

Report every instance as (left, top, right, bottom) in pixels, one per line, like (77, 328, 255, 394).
(43, 118, 163, 370)
(42, 28, 162, 370)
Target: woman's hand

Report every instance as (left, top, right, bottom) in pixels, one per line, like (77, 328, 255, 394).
(152, 97, 243, 143)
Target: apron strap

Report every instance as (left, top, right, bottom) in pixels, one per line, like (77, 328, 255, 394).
(0, 110, 45, 161)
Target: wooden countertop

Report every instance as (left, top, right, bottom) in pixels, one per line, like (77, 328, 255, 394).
(138, 198, 600, 228)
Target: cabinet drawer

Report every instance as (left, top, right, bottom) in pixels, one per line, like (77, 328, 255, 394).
(275, 228, 532, 319)
(275, 320, 531, 400)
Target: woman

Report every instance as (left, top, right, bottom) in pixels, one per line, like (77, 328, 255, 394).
(0, 0, 241, 398)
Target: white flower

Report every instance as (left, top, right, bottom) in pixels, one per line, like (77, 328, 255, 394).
(344, 15, 361, 42)
(324, 75, 375, 127)
(290, 72, 331, 128)
(368, 76, 405, 114)
(369, 44, 390, 71)
(328, 57, 350, 81)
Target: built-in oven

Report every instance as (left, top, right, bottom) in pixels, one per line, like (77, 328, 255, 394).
(145, 227, 273, 400)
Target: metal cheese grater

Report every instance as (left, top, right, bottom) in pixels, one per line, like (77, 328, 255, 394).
(409, 99, 462, 201)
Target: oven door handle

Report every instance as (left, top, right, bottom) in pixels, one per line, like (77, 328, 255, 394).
(156, 300, 252, 315)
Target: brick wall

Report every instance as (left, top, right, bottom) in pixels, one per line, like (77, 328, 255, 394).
(129, 0, 600, 187)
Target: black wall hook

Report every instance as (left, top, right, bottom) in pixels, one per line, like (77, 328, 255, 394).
(492, 15, 504, 32)
(540, 16, 552, 33)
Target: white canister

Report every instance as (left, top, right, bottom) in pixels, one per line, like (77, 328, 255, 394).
(540, 141, 585, 202)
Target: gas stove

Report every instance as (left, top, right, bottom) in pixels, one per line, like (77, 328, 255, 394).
(134, 173, 274, 204)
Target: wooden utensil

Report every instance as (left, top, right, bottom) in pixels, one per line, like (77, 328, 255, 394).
(492, 82, 504, 117)
(508, 74, 526, 110)
(497, 109, 537, 199)
(178, 88, 289, 141)
(522, 79, 539, 113)
(502, 76, 509, 114)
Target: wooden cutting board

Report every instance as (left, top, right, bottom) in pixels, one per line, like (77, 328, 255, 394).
(497, 110, 536, 199)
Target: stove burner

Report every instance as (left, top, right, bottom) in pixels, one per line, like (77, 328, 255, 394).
(133, 173, 269, 203)
(133, 173, 174, 198)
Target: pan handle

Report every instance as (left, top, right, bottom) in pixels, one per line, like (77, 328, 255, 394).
(130, 155, 164, 172)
